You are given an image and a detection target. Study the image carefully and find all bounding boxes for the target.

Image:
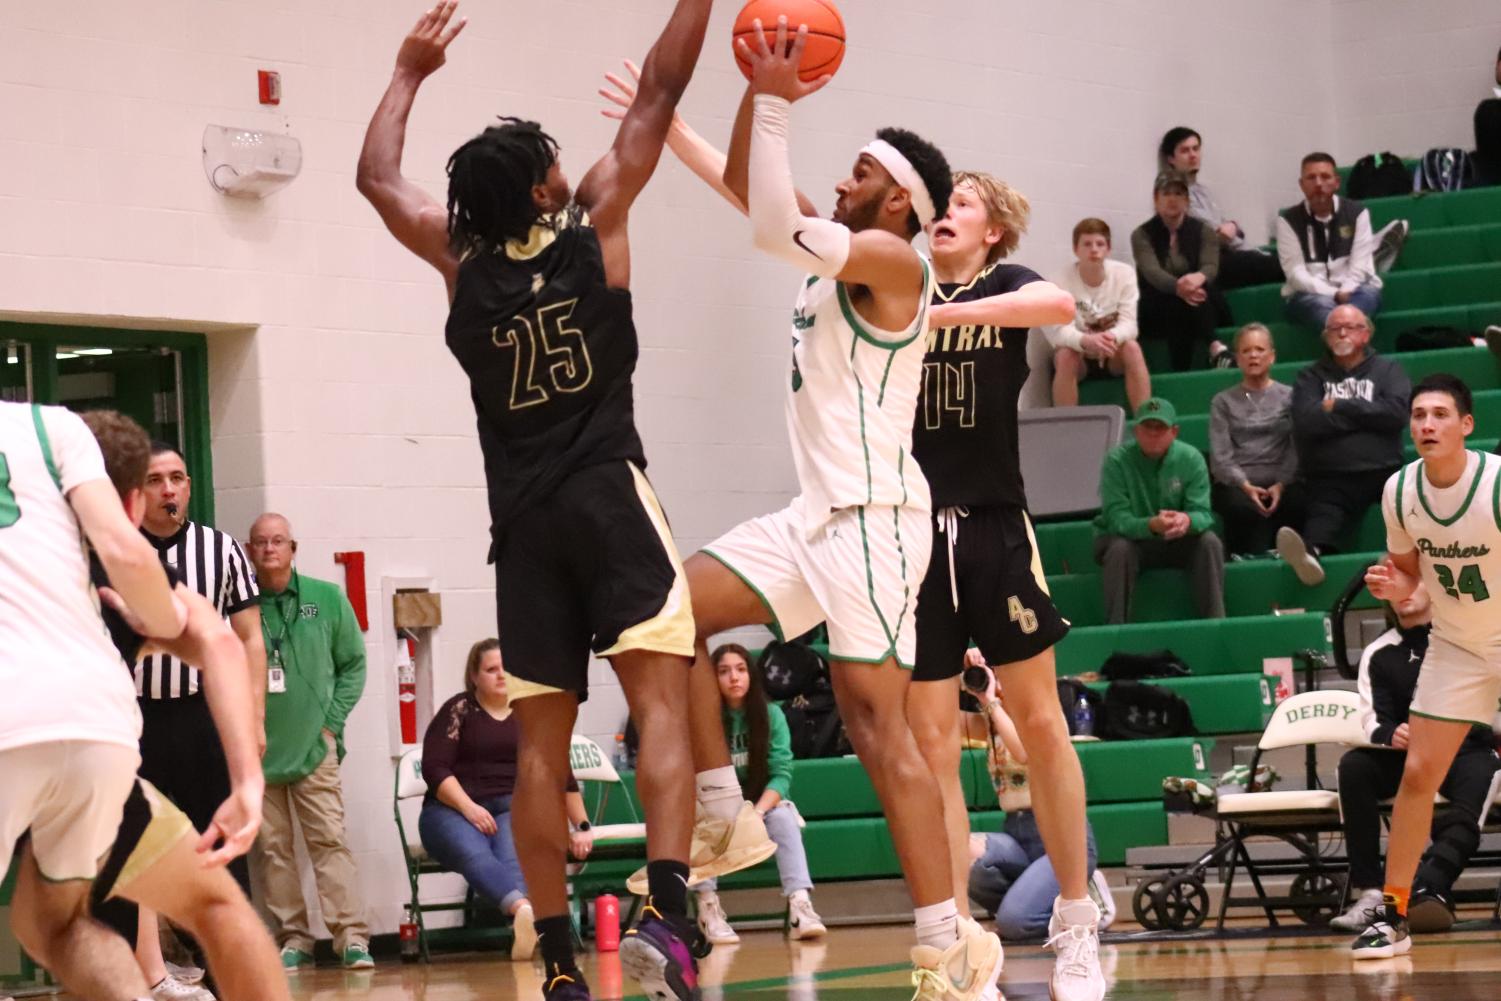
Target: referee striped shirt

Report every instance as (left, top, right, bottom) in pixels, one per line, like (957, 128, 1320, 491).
(135, 520, 259, 699)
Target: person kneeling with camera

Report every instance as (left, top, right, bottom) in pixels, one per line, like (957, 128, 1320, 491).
(962, 653, 1114, 939)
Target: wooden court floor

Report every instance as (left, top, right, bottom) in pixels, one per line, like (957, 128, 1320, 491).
(284, 921, 1501, 1001)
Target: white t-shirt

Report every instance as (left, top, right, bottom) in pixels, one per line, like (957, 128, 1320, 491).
(0, 402, 140, 752)
(1045, 259, 1140, 352)
(1383, 450, 1501, 654)
(785, 261, 936, 535)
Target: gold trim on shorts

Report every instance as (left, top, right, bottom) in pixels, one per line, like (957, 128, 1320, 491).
(596, 463, 695, 660)
(112, 778, 194, 895)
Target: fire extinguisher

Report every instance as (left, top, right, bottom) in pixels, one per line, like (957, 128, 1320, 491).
(395, 632, 417, 745)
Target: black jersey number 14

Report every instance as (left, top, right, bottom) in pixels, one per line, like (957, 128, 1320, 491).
(922, 360, 977, 430)
(493, 298, 594, 411)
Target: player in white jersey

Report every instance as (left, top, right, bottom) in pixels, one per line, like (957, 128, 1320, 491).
(667, 21, 1002, 1001)
(1352, 373, 1501, 960)
(0, 401, 185, 1001)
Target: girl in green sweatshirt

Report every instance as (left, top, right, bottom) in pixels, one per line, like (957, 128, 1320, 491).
(693, 644, 827, 944)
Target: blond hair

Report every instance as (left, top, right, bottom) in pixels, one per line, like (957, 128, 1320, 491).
(951, 170, 1030, 263)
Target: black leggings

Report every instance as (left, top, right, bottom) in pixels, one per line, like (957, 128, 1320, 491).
(1138, 281, 1229, 371)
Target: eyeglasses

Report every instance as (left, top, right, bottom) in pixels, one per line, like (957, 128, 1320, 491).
(1324, 323, 1368, 334)
(249, 536, 291, 549)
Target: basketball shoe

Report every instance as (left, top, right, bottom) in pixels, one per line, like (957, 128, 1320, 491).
(621, 899, 710, 1001)
(626, 802, 776, 895)
(1045, 897, 1105, 1001)
(1352, 904, 1411, 960)
(909, 926, 1003, 1001)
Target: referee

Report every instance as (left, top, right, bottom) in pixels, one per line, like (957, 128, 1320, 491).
(137, 441, 266, 895)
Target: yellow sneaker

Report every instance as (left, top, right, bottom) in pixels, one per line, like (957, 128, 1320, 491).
(910, 928, 1004, 1001)
(625, 802, 776, 895)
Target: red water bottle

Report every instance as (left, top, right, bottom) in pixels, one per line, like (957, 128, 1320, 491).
(595, 893, 620, 952)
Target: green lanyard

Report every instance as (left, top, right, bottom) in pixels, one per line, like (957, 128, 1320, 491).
(267, 591, 296, 668)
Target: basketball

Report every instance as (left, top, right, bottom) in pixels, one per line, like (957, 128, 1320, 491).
(732, 0, 846, 83)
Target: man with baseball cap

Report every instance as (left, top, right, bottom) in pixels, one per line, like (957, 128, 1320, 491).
(1093, 397, 1226, 624)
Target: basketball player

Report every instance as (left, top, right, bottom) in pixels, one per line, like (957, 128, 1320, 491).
(1354, 373, 1501, 959)
(602, 64, 1104, 1000)
(680, 21, 1004, 999)
(74, 409, 284, 1001)
(0, 400, 186, 1001)
(357, 4, 771, 998)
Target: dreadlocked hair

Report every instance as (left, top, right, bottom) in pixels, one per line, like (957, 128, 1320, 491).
(446, 117, 560, 254)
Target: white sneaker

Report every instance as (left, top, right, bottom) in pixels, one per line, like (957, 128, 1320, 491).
(151, 974, 215, 1001)
(909, 928, 1003, 1001)
(164, 963, 205, 986)
(788, 894, 827, 939)
(1373, 219, 1409, 274)
(1331, 888, 1386, 933)
(626, 802, 777, 895)
(1276, 526, 1326, 586)
(510, 901, 537, 962)
(697, 893, 739, 945)
(1045, 899, 1105, 1001)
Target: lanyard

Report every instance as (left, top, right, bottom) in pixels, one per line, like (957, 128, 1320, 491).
(267, 590, 297, 666)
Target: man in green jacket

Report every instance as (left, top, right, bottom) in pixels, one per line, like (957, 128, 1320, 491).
(1093, 398, 1225, 624)
(246, 513, 373, 971)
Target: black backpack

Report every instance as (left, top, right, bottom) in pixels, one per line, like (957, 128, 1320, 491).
(781, 691, 851, 759)
(1101, 681, 1195, 740)
(758, 640, 831, 701)
(1346, 152, 1412, 199)
(1099, 649, 1192, 681)
(1416, 147, 1475, 192)
(1056, 677, 1107, 738)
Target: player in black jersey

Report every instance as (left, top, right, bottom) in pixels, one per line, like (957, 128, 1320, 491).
(917, 172, 1104, 1001)
(357, 4, 763, 999)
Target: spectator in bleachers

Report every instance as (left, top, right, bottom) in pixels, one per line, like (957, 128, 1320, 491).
(1475, 47, 1501, 186)
(418, 639, 591, 963)
(1158, 127, 1283, 289)
(1093, 397, 1225, 624)
(962, 656, 1113, 939)
(1209, 324, 1307, 556)
(1275, 153, 1391, 330)
(1330, 584, 1500, 935)
(1131, 171, 1234, 372)
(692, 644, 825, 945)
(1047, 218, 1152, 411)
(1280, 305, 1410, 582)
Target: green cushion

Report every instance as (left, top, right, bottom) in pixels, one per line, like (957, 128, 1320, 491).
(1365, 187, 1501, 231)
(1055, 612, 1330, 676)
(1084, 675, 1278, 735)
(1213, 301, 1501, 364)
(1078, 347, 1501, 412)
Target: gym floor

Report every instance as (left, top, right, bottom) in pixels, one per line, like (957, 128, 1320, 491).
(282, 921, 1501, 1001)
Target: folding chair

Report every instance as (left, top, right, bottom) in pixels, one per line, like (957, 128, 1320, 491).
(568, 735, 647, 933)
(1135, 689, 1373, 931)
(392, 747, 486, 961)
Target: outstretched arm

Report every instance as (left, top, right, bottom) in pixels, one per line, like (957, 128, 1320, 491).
(357, 1, 466, 293)
(575, 0, 716, 237)
(928, 280, 1076, 331)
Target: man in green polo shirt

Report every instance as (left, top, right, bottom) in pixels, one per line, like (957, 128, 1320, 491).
(246, 513, 372, 971)
(1093, 397, 1226, 624)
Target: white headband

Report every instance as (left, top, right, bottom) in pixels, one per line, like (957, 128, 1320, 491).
(860, 139, 937, 229)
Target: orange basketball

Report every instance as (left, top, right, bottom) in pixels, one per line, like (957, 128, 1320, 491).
(732, 0, 846, 83)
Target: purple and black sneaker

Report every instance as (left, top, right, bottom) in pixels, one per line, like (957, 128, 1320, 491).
(620, 901, 708, 1001)
(542, 969, 592, 1001)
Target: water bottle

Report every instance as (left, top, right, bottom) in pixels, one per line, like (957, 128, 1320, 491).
(595, 893, 621, 952)
(1072, 694, 1095, 737)
(400, 904, 420, 963)
(614, 733, 629, 771)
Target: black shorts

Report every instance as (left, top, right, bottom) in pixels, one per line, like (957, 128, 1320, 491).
(913, 505, 1070, 681)
(494, 461, 693, 699)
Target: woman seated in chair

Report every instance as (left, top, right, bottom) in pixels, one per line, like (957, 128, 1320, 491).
(418, 638, 593, 961)
(693, 643, 827, 944)
(963, 653, 1115, 939)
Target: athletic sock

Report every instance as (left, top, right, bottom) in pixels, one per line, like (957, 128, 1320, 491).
(696, 766, 743, 821)
(1056, 895, 1099, 927)
(1382, 886, 1410, 918)
(914, 898, 960, 951)
(536, 914, 577, 979)
(647, 859, 692, 917)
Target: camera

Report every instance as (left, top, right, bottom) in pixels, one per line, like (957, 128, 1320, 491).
(962, 665, 990, 693)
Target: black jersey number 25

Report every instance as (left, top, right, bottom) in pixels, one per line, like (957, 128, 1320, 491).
(0, 453, 19, 529)
(922, 360, 977, 430)
(493, 298, 595, 410)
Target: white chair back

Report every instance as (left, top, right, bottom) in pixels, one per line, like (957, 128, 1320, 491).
(396, 747, 427, 800)
(570, 734, 621, 784)
(1258, 689, 1366, 751)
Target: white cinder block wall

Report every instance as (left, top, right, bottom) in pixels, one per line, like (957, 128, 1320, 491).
(1, 0, 1492, 939)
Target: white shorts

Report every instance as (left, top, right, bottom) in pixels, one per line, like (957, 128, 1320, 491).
(1410, 634, 1501, 729)
(0, 740, 140, 882)
(703, 496, 931, 668)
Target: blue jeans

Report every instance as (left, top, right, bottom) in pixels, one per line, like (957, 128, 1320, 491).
(1285, 285, 1382, 330)
(418, 794, 527, 912)
(695, 802, 811, 895)
(967, 811, 1098, 940)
